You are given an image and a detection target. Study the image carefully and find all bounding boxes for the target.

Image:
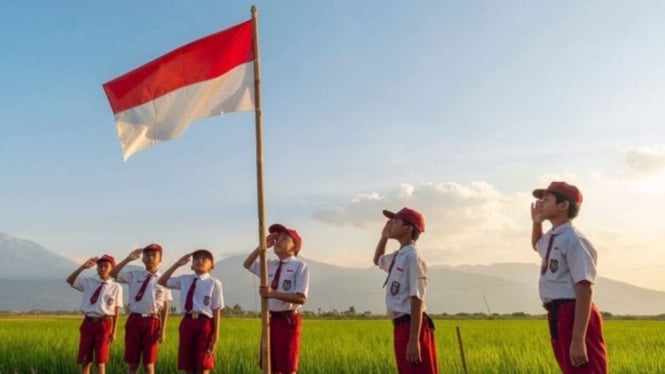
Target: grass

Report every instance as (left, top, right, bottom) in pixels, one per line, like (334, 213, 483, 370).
(0, 315, 663, 373)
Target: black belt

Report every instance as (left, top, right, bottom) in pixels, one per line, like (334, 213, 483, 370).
(130, 312, 159, 318)
(392, 313, 435, 331)
(184, 312, 211, 320)
(270, 310, 297, 318)
(543, 299, 575, 339)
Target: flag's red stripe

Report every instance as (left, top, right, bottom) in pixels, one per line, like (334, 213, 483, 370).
(103, 20, 254, 114)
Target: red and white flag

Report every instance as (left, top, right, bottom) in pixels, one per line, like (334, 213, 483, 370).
(103, 20, 255, 161)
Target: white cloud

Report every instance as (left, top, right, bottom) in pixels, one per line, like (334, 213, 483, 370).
(622, 145, 665, 176)
(313, 181, 534, 265)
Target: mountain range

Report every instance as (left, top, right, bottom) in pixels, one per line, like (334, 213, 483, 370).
(1, 232, 665, 315)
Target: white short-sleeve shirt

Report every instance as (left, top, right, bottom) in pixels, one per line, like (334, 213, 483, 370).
(536, 222, 597, 302)
(116, 269, 172, 314)
(72, 277, 124, 317)
(166, 272, 223, 318)
(378, 244, 428, 318)
(249, 256, 310, 312)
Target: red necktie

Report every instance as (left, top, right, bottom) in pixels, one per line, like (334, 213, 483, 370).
(135, 274, 153, 302)
(89, 282, 106, 304)
(184, 277, 198, 312)
(540, 234, 558, 275)
(270, 262, 284, 290)
(382, 255, 397, 288)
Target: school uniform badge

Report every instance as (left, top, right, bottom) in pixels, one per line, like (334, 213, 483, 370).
(549, 259, 559, 273)
(106, 297, 114, 306)
(282, 280, 292, 291)
(390, 281, 400, 296)
(203, 296, 211, 306)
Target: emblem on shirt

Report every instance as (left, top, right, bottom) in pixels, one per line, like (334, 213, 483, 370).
(203, 296, 211, 306)
(282, 280, 292, 291)
(390, 281, 400, 296)
(549, 259, 559, 273)
(106, 297, 114, 306)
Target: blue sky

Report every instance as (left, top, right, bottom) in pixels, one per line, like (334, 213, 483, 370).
(2, 1, 665, 291)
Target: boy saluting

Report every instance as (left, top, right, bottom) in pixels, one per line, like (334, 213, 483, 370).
(243, 223, 310, 374)
(531, 181, 607, 373)
(66, 254, 123, 374)
(158, 249, 223, 374)
(373, 207, 438, 374)
(110, 243, 172, 374)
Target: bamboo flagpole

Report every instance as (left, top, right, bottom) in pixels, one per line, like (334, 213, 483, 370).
(456, 326, 469, 374)
(250, 6, 271, 374)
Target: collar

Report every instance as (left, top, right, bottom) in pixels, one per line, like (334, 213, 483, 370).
(195, 273, 211, 280)
(277, 255, 296, 263)
(550, 222, 573, 236)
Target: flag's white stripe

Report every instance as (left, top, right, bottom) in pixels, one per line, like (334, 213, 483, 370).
(114, 62, 254, 161)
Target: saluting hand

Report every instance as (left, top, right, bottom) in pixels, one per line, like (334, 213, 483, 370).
(127, 248, 142, 261)
(176, 254, 191, 266)
(530, 201, 543, 224)
(266, 233, 277, 248)
(83, 257, 98, 269)
(381, 220, 392, 239)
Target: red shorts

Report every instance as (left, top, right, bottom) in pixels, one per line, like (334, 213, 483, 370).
(548, 302, 607, 374)
(125, 313, 161, 365)
(178, 315, 215, 370)
(270, 311, 302, 373)
(393, 314, 439, 374)
(77, 316, 113, 364)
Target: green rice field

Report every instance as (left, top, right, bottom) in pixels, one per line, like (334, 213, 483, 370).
(0, 315, 663, 373)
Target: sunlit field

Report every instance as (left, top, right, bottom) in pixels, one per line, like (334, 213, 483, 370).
(0, 315, 663, 373)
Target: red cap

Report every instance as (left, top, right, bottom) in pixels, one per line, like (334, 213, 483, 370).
(383, 207, 425, 233)
(533, 181, 583, 205)
(269, 224, 302, 254)
(191, 249, 214, 263)
(96, 254, 116, 268)
(143, 243, 163, 254)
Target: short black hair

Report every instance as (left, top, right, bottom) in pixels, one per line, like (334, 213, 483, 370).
(553, 192, 580, 219)
(404, 222, 421, 241)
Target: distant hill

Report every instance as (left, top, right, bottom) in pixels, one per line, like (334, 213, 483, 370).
(1, 234, 665, 315)
(0, 232, 77, 279)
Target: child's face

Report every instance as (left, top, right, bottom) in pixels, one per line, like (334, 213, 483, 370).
(142, 250, 161, 270)
(96, 261, 113, 278)
(191, 254, 213, 274)
(273, 232, 296, 257)
(386, 218, 412, 239)
(538, 192, 568, 220)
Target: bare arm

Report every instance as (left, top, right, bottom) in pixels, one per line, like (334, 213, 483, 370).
(110, 306, 120, 343)
(159, 301, 169, 343)
(406, 296, 424, 365)
(158, 254, 191, 287)
(259, 288, 307, 304)
(66, 257, 97, 285)
(373, 221, 392, 266)
(531, 201, 544, 249)
(243, 248, 260, 269)
(243, 234, 276, 270)
(208, 307, 221, 354)
(570, 281, 593, 367)
(110, 248, 142, 278)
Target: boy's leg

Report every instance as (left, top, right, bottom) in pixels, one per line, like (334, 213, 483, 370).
(194, 318, 215, 372)
(270, 313, 302, 373)
(555, 302, 608, 374)
(393, 315, 438, 374)
(78, 318, 95, 367)
(93, 319, 113, 365)
(141, 316, 161, 374)
(125, 314, 142, 373)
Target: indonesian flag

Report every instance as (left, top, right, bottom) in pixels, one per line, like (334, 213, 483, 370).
(103, 20, 255, 161)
